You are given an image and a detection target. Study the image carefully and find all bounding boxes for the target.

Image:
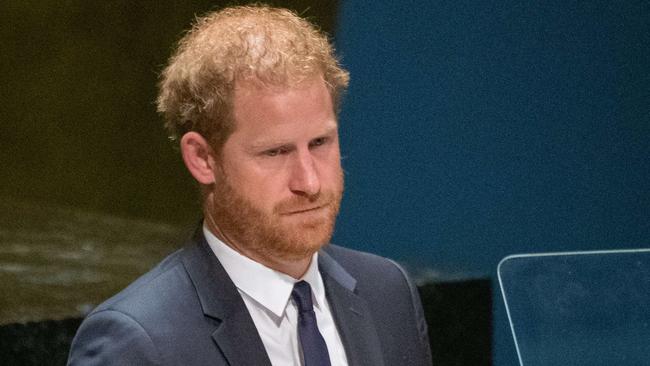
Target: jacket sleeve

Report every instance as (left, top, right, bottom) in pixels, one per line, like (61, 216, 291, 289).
(67, 310, 161, 366)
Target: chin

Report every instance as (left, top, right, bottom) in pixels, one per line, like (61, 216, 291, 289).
(279, 225, 333, 259)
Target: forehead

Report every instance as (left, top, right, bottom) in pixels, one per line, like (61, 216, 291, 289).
(231, 77, 335, 131)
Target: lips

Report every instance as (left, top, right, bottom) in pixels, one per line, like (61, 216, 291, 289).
(282, 203, 329, 215)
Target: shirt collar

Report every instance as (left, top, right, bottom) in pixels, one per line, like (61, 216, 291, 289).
(202, 224, 326, 318)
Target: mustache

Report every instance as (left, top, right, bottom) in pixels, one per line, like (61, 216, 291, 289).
(273, 190, 339, 214)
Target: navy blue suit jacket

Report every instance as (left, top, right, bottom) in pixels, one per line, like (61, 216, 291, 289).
(68, 229, 432, 365)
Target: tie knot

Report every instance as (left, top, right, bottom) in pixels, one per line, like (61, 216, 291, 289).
(291, 280, 314, 313)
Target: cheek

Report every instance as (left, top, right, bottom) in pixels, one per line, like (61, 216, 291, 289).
(240, 173, 288, 210)
(220, 165, 272, 207)
(318, 158, 343, 189)
(312, 140, 341, 167)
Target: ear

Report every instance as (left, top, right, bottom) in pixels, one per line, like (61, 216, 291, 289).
(180, 132, 216, 185)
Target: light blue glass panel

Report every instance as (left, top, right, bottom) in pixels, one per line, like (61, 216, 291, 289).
(498, 250, 650, 366)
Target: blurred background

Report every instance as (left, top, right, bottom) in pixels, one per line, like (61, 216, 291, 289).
(1, 0, 648, 365)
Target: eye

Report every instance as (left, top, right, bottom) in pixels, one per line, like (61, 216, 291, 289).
(309, 137, 328, 148)
(264, 149, 280, 157)
(263, 146, 289, 157)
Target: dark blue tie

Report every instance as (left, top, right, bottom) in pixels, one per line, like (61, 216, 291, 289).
(292, 281, 332, 366)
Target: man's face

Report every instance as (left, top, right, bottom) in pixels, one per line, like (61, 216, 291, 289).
(207, 77, 344, 263)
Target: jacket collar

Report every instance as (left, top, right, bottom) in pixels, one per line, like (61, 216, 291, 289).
(181, 227, 384, 366)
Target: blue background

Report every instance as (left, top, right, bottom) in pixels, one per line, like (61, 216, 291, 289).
(331, 1, 649, 364)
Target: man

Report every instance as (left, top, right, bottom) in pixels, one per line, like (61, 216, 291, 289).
(68, 5, 432, 366)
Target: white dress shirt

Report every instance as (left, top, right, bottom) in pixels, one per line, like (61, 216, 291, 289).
(203, 225, 349, 366)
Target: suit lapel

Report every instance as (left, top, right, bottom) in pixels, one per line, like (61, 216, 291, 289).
(181, 228, 384, 366)
(319, 250, 385, 366)
(210, 307, 272, 366)
(181, 229, 272, 366)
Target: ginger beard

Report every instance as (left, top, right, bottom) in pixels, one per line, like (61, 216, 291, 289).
(206, 165, 344, 263)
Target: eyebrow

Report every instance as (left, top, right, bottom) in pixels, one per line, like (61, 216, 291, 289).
(247, 125, 338, 151)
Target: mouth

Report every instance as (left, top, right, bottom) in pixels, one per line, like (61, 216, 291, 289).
(282, 203, 329, 215)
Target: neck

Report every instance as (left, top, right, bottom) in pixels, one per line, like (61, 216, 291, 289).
(204, 212, 312, 279)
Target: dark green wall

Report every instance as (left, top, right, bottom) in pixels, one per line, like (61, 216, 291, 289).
(1, 1, 339, 225)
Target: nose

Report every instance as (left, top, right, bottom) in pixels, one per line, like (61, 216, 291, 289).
(289, 149, 321, 197)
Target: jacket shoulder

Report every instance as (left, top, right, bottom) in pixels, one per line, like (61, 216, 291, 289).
(322, 244, 409, 284)
(92, 248, 191, 317)
(322, 244, 433, 365)
(68, 244, 219, 365)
